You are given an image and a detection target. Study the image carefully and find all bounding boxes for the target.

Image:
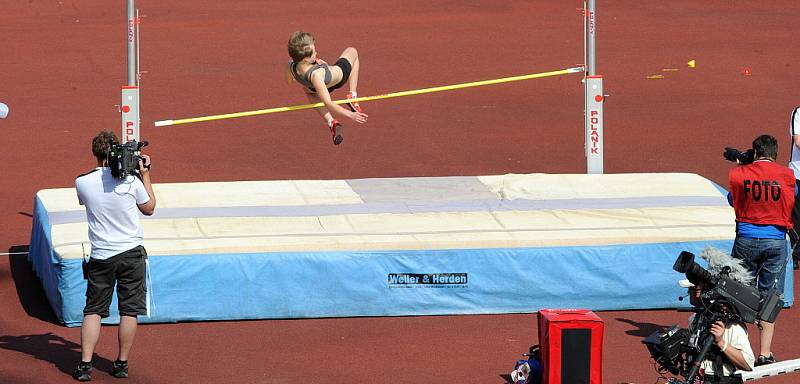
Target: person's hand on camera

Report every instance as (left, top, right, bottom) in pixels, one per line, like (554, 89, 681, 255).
(138, 154, 151, 174)
(710, 321, 726, 346)
(724, 147, 741, 163)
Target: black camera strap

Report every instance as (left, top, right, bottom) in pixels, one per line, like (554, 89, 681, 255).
(707, 349, 726, 383)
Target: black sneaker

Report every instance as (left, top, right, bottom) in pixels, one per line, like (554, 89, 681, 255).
(72, 361, 92, 381)
(755, 354, 777, 366)
(111, 360, 129, 378)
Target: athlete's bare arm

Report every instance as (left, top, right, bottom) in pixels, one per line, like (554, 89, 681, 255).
(309, 70, 367, 123)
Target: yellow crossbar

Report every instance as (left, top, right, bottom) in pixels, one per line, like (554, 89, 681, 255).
(154, 66, 584, 127)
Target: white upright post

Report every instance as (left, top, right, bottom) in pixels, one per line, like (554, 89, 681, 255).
(584, 0, 603, 174)
(121, 0, 140, 142)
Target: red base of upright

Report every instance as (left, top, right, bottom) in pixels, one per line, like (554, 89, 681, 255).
(538, 309, 604, 384)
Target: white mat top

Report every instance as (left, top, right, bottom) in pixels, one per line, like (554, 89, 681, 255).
(36, 173, 734, 259)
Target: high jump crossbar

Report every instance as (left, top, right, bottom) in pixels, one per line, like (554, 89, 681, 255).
(154, 66, 584, 127)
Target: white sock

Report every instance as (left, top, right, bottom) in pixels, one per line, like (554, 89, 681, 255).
(349, 91, 357, 98)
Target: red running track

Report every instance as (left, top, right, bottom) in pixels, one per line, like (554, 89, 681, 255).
(2, 1, 800, 383)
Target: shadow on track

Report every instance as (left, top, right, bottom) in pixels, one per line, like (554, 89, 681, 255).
(616, 317, 670, 337)
(7, 245, 60, 325)
(0, 332, 114, 377)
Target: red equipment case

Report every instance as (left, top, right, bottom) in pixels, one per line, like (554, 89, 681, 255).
(538, 309, 604, 384)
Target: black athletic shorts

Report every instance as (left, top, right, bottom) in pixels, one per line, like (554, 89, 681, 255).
(327, 58, 352, 92)
(84, 245, 147, 318)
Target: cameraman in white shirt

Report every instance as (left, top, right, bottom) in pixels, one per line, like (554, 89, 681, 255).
(685, 281, 755, 382)
(72, 130, 155, 381)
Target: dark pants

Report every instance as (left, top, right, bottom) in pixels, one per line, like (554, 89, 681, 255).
(731, 237, 787, 296)
(83, 245, 147, 318)
(789, 179, 800, 269)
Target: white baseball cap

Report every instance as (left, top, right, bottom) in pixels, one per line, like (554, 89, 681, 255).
(0, 102, 8, 119)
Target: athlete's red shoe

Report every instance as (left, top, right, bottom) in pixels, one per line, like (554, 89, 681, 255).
(328, 119, 343, 145)
(345, 92, 364, 114)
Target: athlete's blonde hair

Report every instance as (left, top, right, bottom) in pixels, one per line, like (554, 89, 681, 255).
(288, 31, 315, 62)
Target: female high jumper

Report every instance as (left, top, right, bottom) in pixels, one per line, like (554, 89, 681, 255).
(286, 31, 368, 145)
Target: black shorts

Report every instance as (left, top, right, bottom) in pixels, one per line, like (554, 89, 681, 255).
(327, 58, 352, 92)
(84, 245, 147, 318)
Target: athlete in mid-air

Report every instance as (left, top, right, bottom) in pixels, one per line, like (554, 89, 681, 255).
(286, 31, 368, 145)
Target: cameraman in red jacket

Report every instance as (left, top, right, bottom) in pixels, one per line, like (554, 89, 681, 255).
(727, 134, 795, 366)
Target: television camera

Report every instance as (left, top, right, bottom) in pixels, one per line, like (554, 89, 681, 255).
(108, 139, 148, 179)
(642, 251, 784, 383)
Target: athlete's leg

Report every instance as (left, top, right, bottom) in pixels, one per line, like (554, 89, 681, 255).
(305, 92, 334, 126)
(338, 47, 363, 114)
(305, 92, 342, 145)
(339, 47, 359, 93)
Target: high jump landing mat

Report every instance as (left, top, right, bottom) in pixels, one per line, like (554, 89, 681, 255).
(28, 173, 794, 326)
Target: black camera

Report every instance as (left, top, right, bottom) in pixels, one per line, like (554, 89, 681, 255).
(643, 251, 784, 383)
(642, 325, 690, 376)
(723, 147, 755, 165)
(107, 140, 148, 179)
(673, 251, 782, 324)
